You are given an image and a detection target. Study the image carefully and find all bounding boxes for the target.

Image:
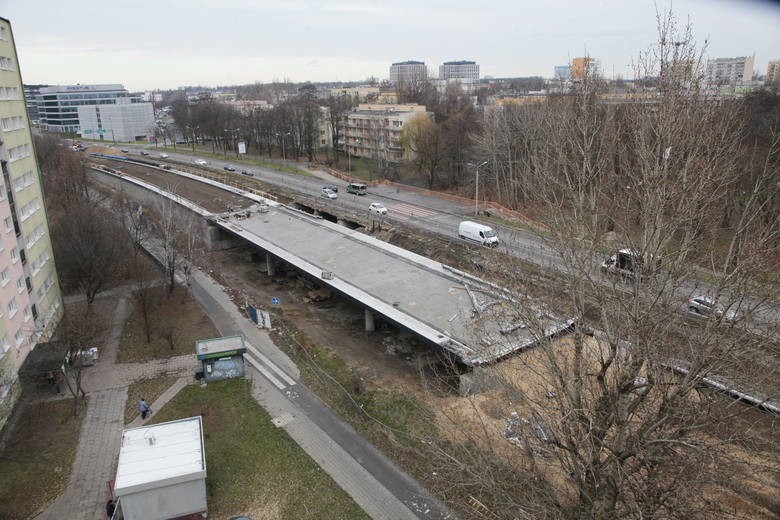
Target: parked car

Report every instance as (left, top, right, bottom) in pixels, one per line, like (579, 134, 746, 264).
(160, 153, 169, 158)
(687, 295, 740, 321)
(140, 151, 150, 156)
(369, 202, 387, 215)
(323, 185, 339, 193)
(224, 165, 236, 172)
(120, 148, 129, 153)
(195, 159, 207, 166)
(241, 169, 254, 177)
(321, 188, 338, 199)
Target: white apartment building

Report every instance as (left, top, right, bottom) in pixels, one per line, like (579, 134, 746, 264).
(705, 55, 755, 86)
(439, 60, 480, 81)
(77, 100, 154, 142)
(343, 103, 431, 163)
(389, 61, 427, 85)
(0, 17, 63, 431)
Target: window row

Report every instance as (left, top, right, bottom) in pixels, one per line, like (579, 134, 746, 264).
(0, 87, 20, 100)
(8, 143, 30, 162)
(19, 197, 40, 221)
(26, 223, 44, 248)
(1, 115, 24, 131)
(12, 170, 34, 192)
(31, 248, 50, 275)
(37, 272, 55, 300)
(0, 56, 13, 71)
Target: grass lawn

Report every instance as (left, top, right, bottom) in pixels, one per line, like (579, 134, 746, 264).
(0, 398, 86, 520)
(124, 375, 180, 424)
(118, 284, 219, 363)
(149, 379, 369, 519)
(155, 144, 313, 177)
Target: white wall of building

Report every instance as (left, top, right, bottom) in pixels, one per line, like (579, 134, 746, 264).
(77, 101, 154, 142)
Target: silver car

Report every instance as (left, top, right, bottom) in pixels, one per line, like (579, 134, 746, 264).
(321, 188, 337, 199)
(687, 295, 739, 321)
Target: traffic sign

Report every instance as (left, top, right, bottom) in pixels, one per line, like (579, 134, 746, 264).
(271, 297, 281, 305)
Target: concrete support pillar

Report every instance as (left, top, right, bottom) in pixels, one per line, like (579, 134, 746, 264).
(266, 253, 275, 276)
(364, 309, 375, 332)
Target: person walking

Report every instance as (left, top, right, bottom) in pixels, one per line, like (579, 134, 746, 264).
(138, 398, 151, 420)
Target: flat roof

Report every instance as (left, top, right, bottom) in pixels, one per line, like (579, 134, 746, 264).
(219, 207, 573, 365)
(114, 416, 206, 496)
(196, 335, 246, 357)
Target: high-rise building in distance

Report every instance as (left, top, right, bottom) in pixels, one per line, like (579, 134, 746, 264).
(766, 60, 780, 86)
(389, 60, 427, 84)
(705, 55, 755, 86)
(439, 60, 479, 81)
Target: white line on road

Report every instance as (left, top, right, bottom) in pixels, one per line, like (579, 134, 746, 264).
(245, 355, 286, 389)
(247, 344, 297, 386)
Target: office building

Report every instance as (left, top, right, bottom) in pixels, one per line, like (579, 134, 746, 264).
(35, 84, 144, 134)
(439, 60, 479, 81)
(77, 100, 154, 142)
(343, 103, 431, 163)
(0, 17, 64, 431)
(705, 55, 755, 86)
(22, 84, 46, 125)
(766, 60, 780, 86)
(389, 61, 427, 85)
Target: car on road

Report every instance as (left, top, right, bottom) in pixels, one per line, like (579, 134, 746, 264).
(195, 159, 207, 166)
(323, 185, 339, 193)
(241, 169, 254, 177)
(224, 165, 236, 172)
(120, 148, 129, 153)
(140, 151, 150, 156)
(687, 295, 740, 321)
(160, 153, 169, 158)
(369, 202, 387, 215)
(321, 188, 338, 199)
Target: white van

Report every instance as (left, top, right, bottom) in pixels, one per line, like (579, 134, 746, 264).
(458, 221, 499, 247)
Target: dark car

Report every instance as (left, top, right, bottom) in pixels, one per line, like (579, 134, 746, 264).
(224, 165, 236, 172)
(323, 185, 339, 193)
(140, 151, 150, 156)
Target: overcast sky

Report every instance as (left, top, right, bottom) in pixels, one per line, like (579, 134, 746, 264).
(1, 0, 778, 91)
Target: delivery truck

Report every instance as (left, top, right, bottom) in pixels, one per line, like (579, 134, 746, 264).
(458, 221, 499, 247)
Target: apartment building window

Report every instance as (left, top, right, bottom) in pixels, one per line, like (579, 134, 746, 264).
(3, 216, 11, 232)
(7, 298, 18, 318)
(0, 27, 8, 41)
(16, 277, 24, 294)
(14, 329, 24, 347)
(26, 224, 45, 248)
(23, 305, 31, 322)
(12, 171, 34, 192)
(31, 249, 50, 275)
(1, 115, 24, 131)
(10, 247, 18, 263)
(19, 197, 40, 221)
(0, 57, 13, 71)
(0, 87, 20, 101)
(0, 182, 4, 200)
(0, 267, 9, 286)
(8, 143, 30, 162)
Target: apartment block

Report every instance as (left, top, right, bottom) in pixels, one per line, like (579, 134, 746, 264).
(389, 60, 427, 85)
(0, 17, 63, 431)
(767, 60, 780, 86)
(343, 103, 431, 163)
(571, 57, 596, 81)
(705, 55, 755, 86)
(439, 60, 479, 81)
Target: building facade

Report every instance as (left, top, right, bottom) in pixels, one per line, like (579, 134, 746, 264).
(389, 61, 427, 85)
(0, 17, 64, 431)
(35, 83, 142, 134)
(343, 103, 431, 163)
(705, 55, 755, 86)
(439, 60, 479, 81)
(767, 60, 780, 86)
(553, 65, 571, 81)
(77, 100, 154, 142)
(571, 57, 595, 81)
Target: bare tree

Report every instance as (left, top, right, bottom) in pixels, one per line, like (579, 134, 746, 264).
(59, 307, 105, 416)
(399, 113, 442, 188)
(52, 202, 130, 304)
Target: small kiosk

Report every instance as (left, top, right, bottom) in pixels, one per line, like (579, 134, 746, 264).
(195, 335, 247, 383)
(113, 416, 207, 520)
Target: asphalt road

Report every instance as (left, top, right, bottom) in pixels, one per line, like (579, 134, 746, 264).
(116, 146, 778, 337)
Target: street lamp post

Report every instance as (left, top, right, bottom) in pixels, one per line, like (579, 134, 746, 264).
(468, 161, 488, 216)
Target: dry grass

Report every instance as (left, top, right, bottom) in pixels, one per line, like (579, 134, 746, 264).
(0, 399, 86, 520)
(118, 284, 219, 363)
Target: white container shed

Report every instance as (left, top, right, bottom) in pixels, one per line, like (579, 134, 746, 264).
(114, 416, 207, 520)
